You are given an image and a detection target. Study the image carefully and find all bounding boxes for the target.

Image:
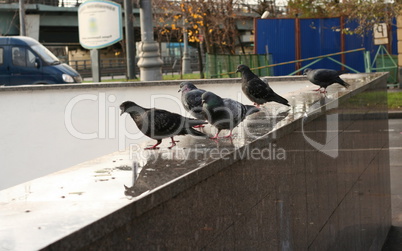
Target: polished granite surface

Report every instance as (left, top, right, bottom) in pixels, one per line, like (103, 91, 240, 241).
(0, 73, 391, 250)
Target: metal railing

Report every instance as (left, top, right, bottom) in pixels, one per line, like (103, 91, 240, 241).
(207, 54, 273, 78)
(2, 0, 83, 7)
(369, 45, 398, 86)
(214, 48, 366, 78)
(68, 56, 200, 78)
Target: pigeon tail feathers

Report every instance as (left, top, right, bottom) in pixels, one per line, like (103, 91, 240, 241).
(272, 94, 290, 106)
(186, 119, 208, 127)
(187, 127, 208, 137)
(245, 105, 260, 115)
(338, 79, 350, 88)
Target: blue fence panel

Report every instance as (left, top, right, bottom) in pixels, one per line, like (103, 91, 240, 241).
(256, 19, 296, 76)
(300, 18, 342, 70)
(393, 19, 397, 54)
(256, 18, 397, 76)
(343, 20, 375, 72)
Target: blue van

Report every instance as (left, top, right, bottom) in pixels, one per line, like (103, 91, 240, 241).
(0, 36, 82, 86)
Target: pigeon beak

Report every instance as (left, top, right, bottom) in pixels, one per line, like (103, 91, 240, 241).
(120, 110, 124, 116)
(178, 89, 181, 92)
(235, 69, 239, 73)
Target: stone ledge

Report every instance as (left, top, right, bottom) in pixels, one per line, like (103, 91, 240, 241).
(0, 72, 389, 250)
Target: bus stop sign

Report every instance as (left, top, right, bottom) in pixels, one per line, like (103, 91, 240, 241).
(78, 0, 123, 49)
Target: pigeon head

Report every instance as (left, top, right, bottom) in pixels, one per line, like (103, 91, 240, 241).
(120, 101, 139, 115)
(178, 81, 197, 93)
(201, 91, 224, 107)
(236, 64, 250, 73)
(303, 68, 312, 75)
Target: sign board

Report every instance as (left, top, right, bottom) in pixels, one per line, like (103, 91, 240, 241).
(373, 23, 388, 45)
(78, 0, 123, 49)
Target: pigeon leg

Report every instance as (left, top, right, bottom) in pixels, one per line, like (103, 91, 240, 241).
(313, 87, 322, 92)
(210, 130, 221, 139)
(253, 103, 261, 108)
(193, 124, 205, 129)
(168, 137, 180, 149)
(224, 130, 233, 138)
(145, 139, 162, 150)
(320, 88, 327, 94)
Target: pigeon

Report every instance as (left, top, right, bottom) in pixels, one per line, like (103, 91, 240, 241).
(236, 64, 289, 108)
(201, 91, 260, 139)
(120, 101, 207, 149)
(178, 82, 206, 121)
(303, 68, 350, 93)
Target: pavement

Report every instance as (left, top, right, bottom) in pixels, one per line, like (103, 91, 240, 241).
(382, 88, 402, 250)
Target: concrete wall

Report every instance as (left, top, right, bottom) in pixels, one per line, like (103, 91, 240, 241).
(0, 78, 303, 190)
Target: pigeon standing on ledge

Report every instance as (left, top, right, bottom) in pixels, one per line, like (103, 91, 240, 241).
(303, 68, 350, 93)
(120, 101, 207, 149)
(178, 82, 206, 121)
(236, 64, 289, 108)
(201, 91, 260, 139)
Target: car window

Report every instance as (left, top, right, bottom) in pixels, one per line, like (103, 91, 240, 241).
(31, 43, 59, 64)
(12, 47, 26, 67)
(0, 48, 3, 65)
(12, 47, 37, 68)
(27, 50, 36, 68)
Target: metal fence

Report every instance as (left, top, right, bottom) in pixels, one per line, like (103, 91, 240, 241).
(205, 54, 273, 78)
(1, 0, 83, 7)
(68, 56, 200, 79)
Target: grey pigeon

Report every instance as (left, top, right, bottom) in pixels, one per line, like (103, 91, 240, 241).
(201, 91, 260, 139)
(303, 68, 350, 93)
(120, 101, 207, 149)
(178, 82, 206, 121)
(236, 64, 289, 108)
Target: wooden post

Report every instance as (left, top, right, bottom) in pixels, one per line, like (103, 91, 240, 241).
(295, 17, 301, 74)
(340, 16, 345, 70)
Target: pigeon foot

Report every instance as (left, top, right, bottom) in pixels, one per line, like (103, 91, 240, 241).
(145, 140, 162, 150)
(168, 137, 179, 149)
(144, 146, 160, 150)
(224, 131, 233, 138)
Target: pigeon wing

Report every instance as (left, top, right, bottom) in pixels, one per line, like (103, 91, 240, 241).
(246, 78, 274, 99)
(146, 109, 184, 138)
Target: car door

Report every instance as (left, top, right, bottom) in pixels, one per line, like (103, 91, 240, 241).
(9, 46, 43, 86)
(0, 46, 10, 86)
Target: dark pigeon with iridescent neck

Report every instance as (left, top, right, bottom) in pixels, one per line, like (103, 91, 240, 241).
(120, 101, 207, 149)
(201, 91, 259, 139)
(236, 64, 289, 108)
(303, 68, 350, 93)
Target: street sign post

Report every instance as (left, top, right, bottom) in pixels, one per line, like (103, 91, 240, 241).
(78, 0, 123, 81)
(373, 23, 388, 45)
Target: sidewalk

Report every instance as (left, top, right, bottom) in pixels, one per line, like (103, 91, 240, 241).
(382, 88, 402, 250)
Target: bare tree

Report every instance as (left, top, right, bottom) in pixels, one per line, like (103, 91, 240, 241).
(152, 0, 247, 55)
